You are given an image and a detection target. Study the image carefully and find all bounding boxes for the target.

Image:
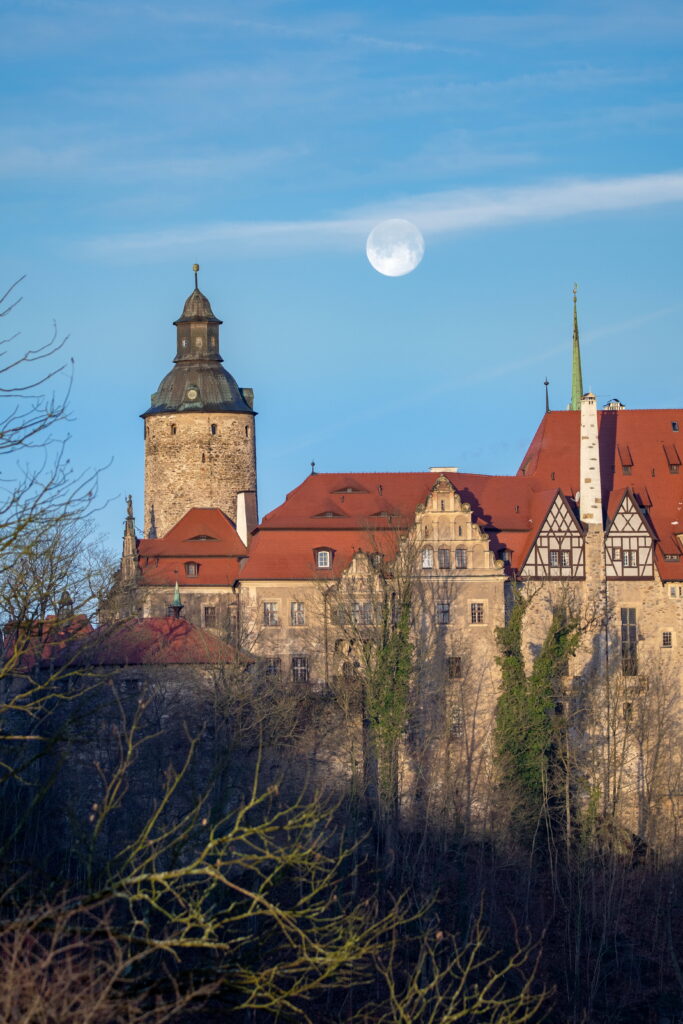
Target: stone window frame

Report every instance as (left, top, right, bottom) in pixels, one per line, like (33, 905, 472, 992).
(447, 655, 462, 679)
(662, 631, 673, 649)
(203, 605, 217, 628)
(470, 601, 486, 625)
(291, 656, 309, 683)
(422, 546, 434, 569)
(263, 601, 280, 627)
(455, 547, 468, 568)
(438, 548, 451, 570)
(436, 601, 450, 626)
(290, 601, 305, 626)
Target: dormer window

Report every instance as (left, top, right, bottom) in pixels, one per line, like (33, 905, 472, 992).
(673, 422, 679, 432)
(316, 549, 331, 569)
(184, 562, 199, 577)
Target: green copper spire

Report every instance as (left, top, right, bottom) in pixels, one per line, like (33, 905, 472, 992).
(173, 580, 182, 606)
(570, 283, 584, 411)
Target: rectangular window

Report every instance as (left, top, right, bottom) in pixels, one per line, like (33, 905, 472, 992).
(316, 550, 331, 568)
(184, 561, 199, 577)
(663, 632, 673, 648)
(370, 552, 384, 569)
(623, 550, 637, 568)
(263, 601, 279, 627)
(447, 655, 462, 679)
(612, 546, 622, 564)
(560, 550, 570, 568)
(436, 602, 450, 625)
(292, 656, 309, 683)
(451, 702, 465, 739)
(455, 548, 468, 568)
(621, 608, 638, 676)
(623, 465, 632, 475)
(290, 601, 305, 626)
(438, 548, 451, 569)
(265, 657, 281, 677)
(549, 549, 559, 568)
(422, 547, 434, 569)
(470, 602, 485, 624)
(670, 463, 680, 474)
(203, 605, 217, 628)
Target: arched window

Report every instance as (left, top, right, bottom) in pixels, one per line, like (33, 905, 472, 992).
(211, 423, 217, 435)
(422, 547, 434, 569)
(316, 549, 331, 568)
(171, 423, 177, 435)
(245, 425, 250, 438)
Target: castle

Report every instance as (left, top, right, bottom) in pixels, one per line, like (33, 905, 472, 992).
(116, 269, 683, 703)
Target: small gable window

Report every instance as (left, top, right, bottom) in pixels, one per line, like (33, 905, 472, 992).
(184, 561, 199, 577)
(316, 549, 331, 569)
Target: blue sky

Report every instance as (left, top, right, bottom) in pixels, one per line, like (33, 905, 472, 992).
(3, 0, 683, 548)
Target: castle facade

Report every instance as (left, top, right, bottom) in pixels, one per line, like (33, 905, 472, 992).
(117, 272, 683, 708)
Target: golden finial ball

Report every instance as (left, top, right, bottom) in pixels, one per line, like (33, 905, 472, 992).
(193, 263, 200, 272)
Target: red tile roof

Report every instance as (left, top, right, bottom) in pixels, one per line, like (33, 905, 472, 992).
(67, 617, 238, 666)
(138, 507, 246, 586)
(517, 409, 683, 579)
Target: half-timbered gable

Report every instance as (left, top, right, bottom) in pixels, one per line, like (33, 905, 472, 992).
(521, 491, 585, 579)
(605, 489, 655, 579)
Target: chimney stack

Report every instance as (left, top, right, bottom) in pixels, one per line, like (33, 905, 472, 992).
(579, 393, 602, 526)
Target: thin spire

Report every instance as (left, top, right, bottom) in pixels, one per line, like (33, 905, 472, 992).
(193, 263, 199, 290)
(570, 283, 584, 411)
(544, 378, 550, 413)
(173, 580, 182, 606)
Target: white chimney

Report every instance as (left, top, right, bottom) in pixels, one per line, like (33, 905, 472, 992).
(236, 490, 258, 547)
(579, 393, 602, 525)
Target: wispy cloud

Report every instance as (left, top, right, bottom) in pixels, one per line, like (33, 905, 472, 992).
(87, 170, 683, 257)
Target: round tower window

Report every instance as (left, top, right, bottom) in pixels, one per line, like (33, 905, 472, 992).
(186, 388, 198, 401)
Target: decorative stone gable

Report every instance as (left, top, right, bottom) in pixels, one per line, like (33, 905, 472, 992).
(417, 476, 503, 574)
(522, 492, 585, 579)
(605, 491, 655, 579)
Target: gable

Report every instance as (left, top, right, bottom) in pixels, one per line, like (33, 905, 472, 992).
(521, 492, 585, 579)
(605, 490, 654, 579)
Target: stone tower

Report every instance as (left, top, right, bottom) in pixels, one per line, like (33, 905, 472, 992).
(142, 268, 257, 538)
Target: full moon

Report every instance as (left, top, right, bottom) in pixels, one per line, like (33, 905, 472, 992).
(366, 219, 425, 277)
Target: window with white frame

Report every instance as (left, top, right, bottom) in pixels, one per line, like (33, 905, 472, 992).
(422, 547, 434, 569)
(470, 602, 485, 624)
(623, 550, 638, 568)
(291, 656, 309, 683)
(561, 550, 570, 568)
(549, 549, 559, 568)
(316, 549, 331, 568)
(263, 601, 279, 626)
(436, 602, 450, 625)
(290, 601, 305, 626)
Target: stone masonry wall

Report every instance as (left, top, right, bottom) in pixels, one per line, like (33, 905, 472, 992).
(144, 411, 256, 537)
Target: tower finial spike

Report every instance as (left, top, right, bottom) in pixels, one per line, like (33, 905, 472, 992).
(544, 378, 550, 413)
(193, 263, 199, 289)
(569, 283, 584, 411)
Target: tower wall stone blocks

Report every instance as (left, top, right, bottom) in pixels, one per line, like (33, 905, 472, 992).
(144, 411, 256, 537)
